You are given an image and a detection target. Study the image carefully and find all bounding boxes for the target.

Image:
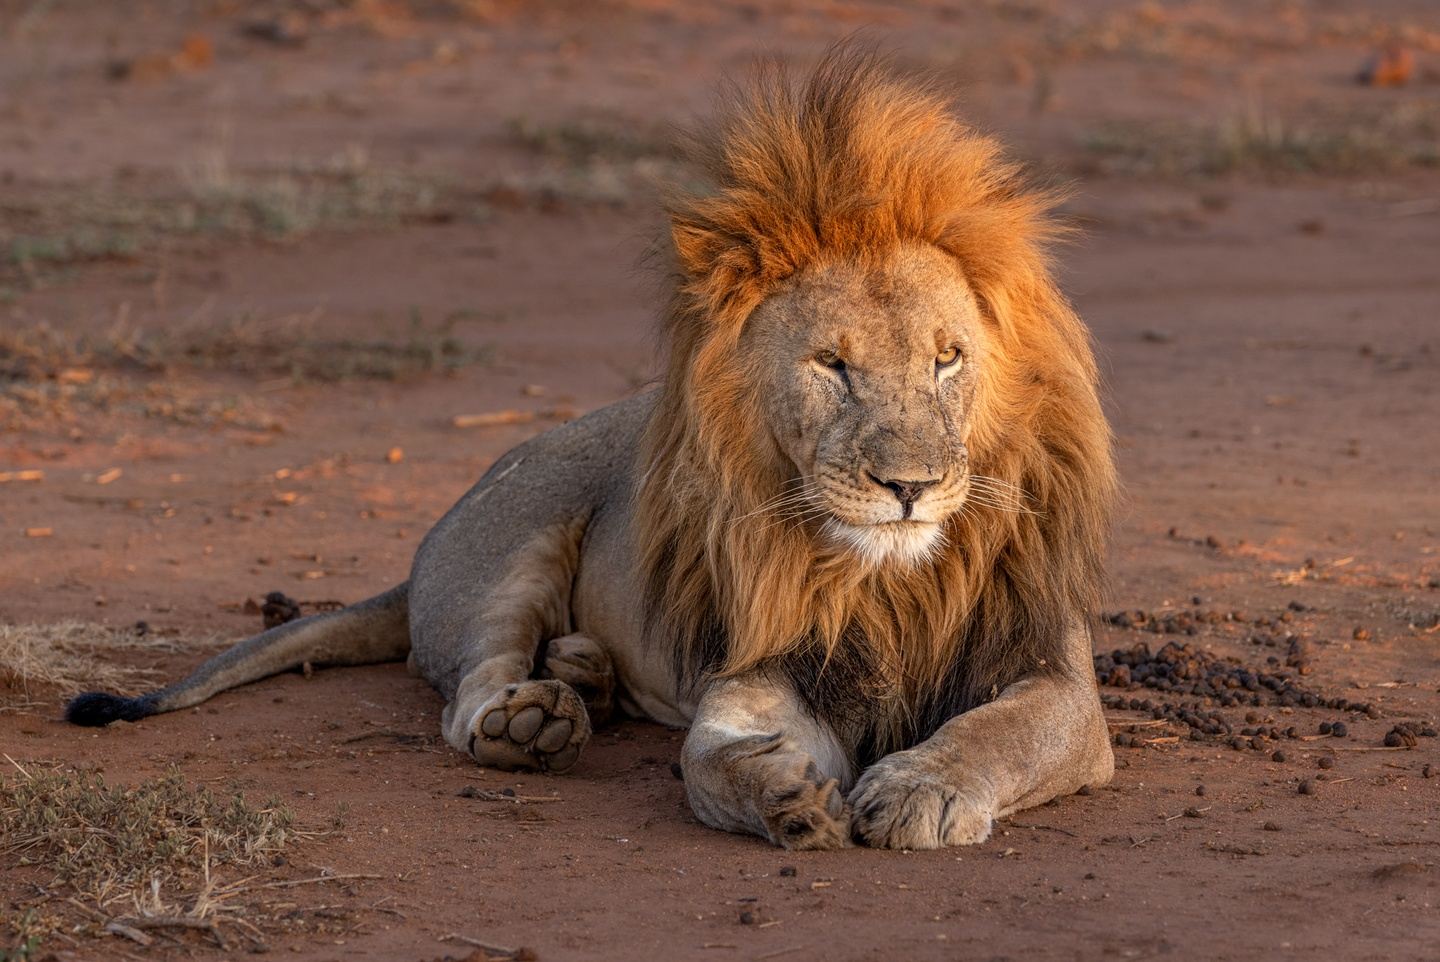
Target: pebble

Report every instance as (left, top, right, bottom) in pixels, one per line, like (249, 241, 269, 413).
(1317, 756, 1334, 770)
(1298, 779, 1315, 795)
(739, 911, 755, 925)
(1263, 821, 1281, 832)
(1271, 750, 1287, 763)
(779, 866, 797, 877)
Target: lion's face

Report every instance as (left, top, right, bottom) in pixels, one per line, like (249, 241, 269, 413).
(742, 243, 988, 565)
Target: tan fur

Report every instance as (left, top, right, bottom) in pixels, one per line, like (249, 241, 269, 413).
(640, 50, 1116, 744)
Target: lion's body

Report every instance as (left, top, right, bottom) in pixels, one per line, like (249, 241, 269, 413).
(66, 48, 1117, 851)
(408, 392, 692, 729)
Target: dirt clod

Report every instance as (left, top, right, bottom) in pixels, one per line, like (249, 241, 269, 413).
(261, 591, 303, 629)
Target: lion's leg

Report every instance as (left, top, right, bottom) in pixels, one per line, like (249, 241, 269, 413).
(849, 621, 1112, 850)
(436, 521, 593, 773)
(682, 674, 854, 850)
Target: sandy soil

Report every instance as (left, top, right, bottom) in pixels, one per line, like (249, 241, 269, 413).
(2, 2, 1438, 960)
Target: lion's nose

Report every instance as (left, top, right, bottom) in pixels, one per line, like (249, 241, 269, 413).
(868, 474, 940, 509)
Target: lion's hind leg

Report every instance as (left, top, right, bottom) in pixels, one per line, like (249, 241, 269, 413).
(430, 521, 594, 773)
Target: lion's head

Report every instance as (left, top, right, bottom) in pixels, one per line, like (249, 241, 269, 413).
(639, 48, 1116, 755)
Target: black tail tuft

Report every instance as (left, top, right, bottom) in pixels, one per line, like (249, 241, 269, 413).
(65, 691, 158, 727)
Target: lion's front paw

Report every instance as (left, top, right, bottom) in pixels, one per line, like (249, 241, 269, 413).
(468, 679, 590, 773)
(758, 755, 850, 851)
(848, 753, 994, 850)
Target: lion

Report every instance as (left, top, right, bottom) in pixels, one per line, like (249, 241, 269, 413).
(66, 48, 1117, 851)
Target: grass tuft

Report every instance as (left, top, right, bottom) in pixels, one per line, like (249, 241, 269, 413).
(0, 622, 183, 711)
(0, 766, 294, 908)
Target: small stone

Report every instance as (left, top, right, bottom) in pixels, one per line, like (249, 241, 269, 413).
(779, 865, 797, 877)
(1263, 821, 1281, 832)
(1318, 722, 1333, 735)
(1077, 784, 1093, 796)
(739, 911, 755, 925)
(670, 762, 684, 780)
(1317, 756, 1335, 770)
(1298, 779, 1315, 795)
(1330, 722, 1348, 738)
(1423, 764, 1434, 779)
(1353, 627, 1371, 641)
(1195, 784, 1207, 797)
(1271, 750, 1287, 763)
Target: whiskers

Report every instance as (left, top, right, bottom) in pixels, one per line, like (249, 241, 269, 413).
(963, 475, 1042, 517)
(725, 476, 825, 531)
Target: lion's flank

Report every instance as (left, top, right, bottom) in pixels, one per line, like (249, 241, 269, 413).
(638, 44, 1116, 760)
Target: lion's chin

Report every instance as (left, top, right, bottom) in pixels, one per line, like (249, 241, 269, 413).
(819, 517, 945, 567)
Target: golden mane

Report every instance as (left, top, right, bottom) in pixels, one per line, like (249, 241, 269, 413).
(638, 47, 1116, 756)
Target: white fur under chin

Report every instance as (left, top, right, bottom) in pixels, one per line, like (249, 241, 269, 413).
(821, 517, 946, 567)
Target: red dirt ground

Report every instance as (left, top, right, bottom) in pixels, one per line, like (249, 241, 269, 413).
(2, 2, 1437, 960)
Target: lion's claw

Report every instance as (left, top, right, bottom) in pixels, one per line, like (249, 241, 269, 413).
(848, 752, 993, 850)
(757, 756, 850, 850)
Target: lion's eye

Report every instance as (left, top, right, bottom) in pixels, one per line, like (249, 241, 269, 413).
(936, 346, 962, 369)
(817, 350, 846, 372)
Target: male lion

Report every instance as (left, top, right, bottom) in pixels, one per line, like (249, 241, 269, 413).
(67, 49, 1117, 851)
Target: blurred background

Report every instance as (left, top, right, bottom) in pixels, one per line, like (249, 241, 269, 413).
(2, 0, 1438, 645)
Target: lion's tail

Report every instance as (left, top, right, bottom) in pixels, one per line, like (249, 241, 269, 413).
(65, 583, 411, 727)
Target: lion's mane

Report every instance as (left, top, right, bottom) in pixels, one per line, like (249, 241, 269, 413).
(638, 47, 1116, 760)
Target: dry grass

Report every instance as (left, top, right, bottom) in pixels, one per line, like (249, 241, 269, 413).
(1080, 101, 1440, 178)
(2, 314, 488, 385)
(0, 765, 293, 905)
(1, 764, 305, 952)
(0, 313, 490, 431)
(1, 146, 465, 284)
(0, 622, 183, 711)
(496, 116, 688, 207)
(179, 144, 452, 238)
